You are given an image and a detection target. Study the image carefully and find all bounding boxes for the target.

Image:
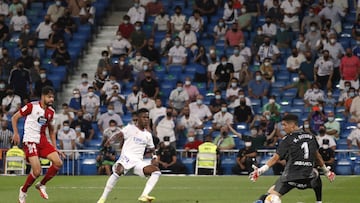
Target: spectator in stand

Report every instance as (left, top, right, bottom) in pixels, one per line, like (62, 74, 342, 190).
(318, 0, 345, 33)
(337, 81, 351, 106)
(188, 10, 204, 33)
(101, 119, 122, 151)
(130, 21, 147, 50)
(316, 124, 337, 150)
(0, 48, 15, 80)
(280, 0, 301, 32)
(140, 70, 159, 99)
(76, 73, 91, 97)
(304, 22, 321, 53)
(226, 77, 241, 106)
(281, 72, 311, 99)
(177, 106, 204, 139)
(138, 93, 156, 111)
(193, 0, 216, 23)
(169, 81, 189, 113)
(135, 62, 157, 86)
(17, 47, 34, 70)
(170, 6, 186, 34)
(183, 77, 199, 102)
(0, 19, 9, 43)
(145, 0, 163, 16)
(81, 86, 100, 121)
(256, 36, 280, 64)
(232, 136, 257, 175)
(238, 5, 252, 32)
(247, 71, 270, 99)
(129, 51, 149, 74)
(47, 1, 65, 23)
(8, 0, 23, 16)
(67, 0, 86, 17)
(352, 17, 360, 39)
(27, 39, 41, 60)
(314, 49, 334, 90)
(350, 88, 360, 122)
(58, 120, 77, 159)
(141, 37, 160, 66)
(108, 31, 132, 58)
(232, 88, 253, 109)
(70, 110, 94, 142)
(154, 107, 176, 147)
(183, 129, 203, 157)
(57, 8, 77, 34)
(262, 95, 281, 122)
(229, 45, 247, 80)
(286, 47, 305, 73)
(100, 74, 121, 102)
(45, 24, 65, 52)
(234, 97, 253, 123)
(302, 119, 316, 136)
(36, 14, 53, 41)
(308, 105, 327, 132)
(152, 7, 169, 34)
(213, 18, 227, 43)
(0, 80, 8, 102)
(225, 22, 244, 48)
(259, 57, 274, 82)
(345, 87, 357, 117)
(97, 104, 123, 134)
(51, 41, 71, 69)
(166, 36, 187, 69)
(55, 103, 74, 135)
(79, 0, 95, 25)
(211, 102, 234, 132)
(9, 8, 27, 33)
(324, 111, 340, 140)
(1, 87, 21, 116)
(207, 51, 219, 89)
(149, 98, 166, 126)
(111, 56, 133, 83)
(223, 0, 238, 24)
(301, 6, 321, 33)
(0, 119, 13, 149)
(0, 1, 9, 17)
(243, 0, 261, 17)
(69, 88, 82, 112)
(34, 68, 54, 98)
(105, 85, 126, 116)
(262, 16, 277, 39)
(125, 85, 142, 114)
(209, 89, 226, 114)
(304, 82, 325, 107)
(74, 124, 85, 149)
(96, 144, 116, 175)
(127, 0, 146, 24)
(213, 125, 235, 150)
(8, 60, 32, 102)
(160, 32, 174, 56)
(265, 0, 282, 25)
(214, 55, 234, 91)
(97, 50, 112, 74)
(339, 48, 360, 90)
(299, 51, 315, 82)
(347, 122, 360, 149)
(189, 94, 212, 122)
(318, 139, 335, 171)
(178, 23, 198, 56)
(18, 24, 36, 48)
(157, 136, 187, 174)
(194, 45, 209, 66)
(117, 15, 134, 39)
(275, 22, 292, 49)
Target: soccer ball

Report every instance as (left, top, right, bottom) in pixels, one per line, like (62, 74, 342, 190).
(264, 194, 281, 203)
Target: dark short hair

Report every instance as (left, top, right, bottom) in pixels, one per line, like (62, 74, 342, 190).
(41, 86, 55, 95)
(137, 108, 149, 115)
(282, 114, 298, 125)
(109, 119, 117, 125)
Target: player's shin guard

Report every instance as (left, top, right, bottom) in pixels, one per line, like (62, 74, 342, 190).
(40, 165, 60, 185)
(264, 194, 281, 203)
(141, 171, 161, 196)
(100, 172, 120, 199)
(22, 172, 37, 192)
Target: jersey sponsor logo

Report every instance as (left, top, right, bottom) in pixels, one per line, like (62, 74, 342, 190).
(133, 137, 146, 145)
(294, 161, 313, 166)
(37, 116, 48, 125)
(288, 181, 308, 189)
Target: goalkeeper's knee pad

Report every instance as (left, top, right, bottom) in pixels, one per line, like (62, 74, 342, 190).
(264, 194, 281, 203)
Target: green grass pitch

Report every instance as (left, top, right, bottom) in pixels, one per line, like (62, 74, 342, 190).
(0, 175, 359, 203)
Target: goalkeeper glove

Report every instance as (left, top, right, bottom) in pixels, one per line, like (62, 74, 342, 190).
(322, 166, 335, 182)
(249, 164, 269, 182)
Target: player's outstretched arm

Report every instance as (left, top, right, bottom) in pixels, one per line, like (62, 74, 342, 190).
(250, 153, 280, 182)
(11, 111, 23, 145)
(106, 131, 124, 146)
(315, 151, 335, 182)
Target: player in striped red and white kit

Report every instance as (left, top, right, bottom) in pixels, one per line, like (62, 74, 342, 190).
(12, 86, 64, 203)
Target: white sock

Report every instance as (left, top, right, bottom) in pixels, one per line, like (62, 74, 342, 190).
(100, 173, 120, 199)
(141, 171, 161, 196)
(316, 201, 322, 203)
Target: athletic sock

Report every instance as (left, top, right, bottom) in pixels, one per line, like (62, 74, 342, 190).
(40, 165, 60, 185)
(22, 172, 37, 192)
(141, 171, 161, 196)
(100, 173, 120, 199)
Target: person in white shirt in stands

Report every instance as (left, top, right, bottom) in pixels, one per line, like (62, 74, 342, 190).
(36, 15, 53, 40)
(169, 80, 189, 113)
(256, 36, 280, 64)
(81, 86, 100, 121)
(304, 82, 325, 107)
(229, 45, 247, 80)
(318, 0, 345, 33)
(106, 85, 126, 116)
(79, 0, 95, 25)
(226, 78, 241, 108)
(76, 73, 91, 97)
(54, 103, 74, 134)
(152, 7, 170, 34)
(138, 93, 155, 111)
(211, 102, 233, 133)
(280, 0, 301, 32)
(58, 120, 76, 159)
(126, 85, 142, 113)
(232, 88, 253, 111)
(170, 5, 186, 34)
(188, 10, 204, 33)
(207, 51, 220, 88)
(286, 47, 305, 73)
(314, 49, 334, 90)
(223, 0, 238, 24)
(101, 75, 121, 100)
(178, 23, 198, 55)
(167, 36, 187, 69)
(108, 31, 132, 58)
(189, 94, 212, 122)
(149, 98, 166, 126)
(97, 108, 160, 203)
(101, 119, 122, 151)
(10, 8, 27, 32)
(97, 104, 123, 134)
(213, 18, 227, 43)
(350, 88, 360, 122)
(129, 51, 149, 74)
(239, 41, 252, 62)
(347, 122, 360, 149)
(263, 0, 275, 11)
(47, 1, 65, 23)
(154, 106, 176, 147)
(261, 16, 277, 38)
(177, 105, 204, 139)
(127, 0, 146, 24)
(1, 88, 21, 117)
(316, 124, 337, 150)
(0, 1, 9, 17)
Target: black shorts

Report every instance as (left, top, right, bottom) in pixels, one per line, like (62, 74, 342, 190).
(274, 176, 321, 196)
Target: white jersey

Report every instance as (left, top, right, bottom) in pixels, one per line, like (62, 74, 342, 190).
(58, 128, 76, 154)
(120, 124, 154, 161)
(20, 101, 55, 143)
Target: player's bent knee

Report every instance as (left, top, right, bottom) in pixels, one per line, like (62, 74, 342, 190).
(113, 163, 124, 176)
(53, 159, 63, 168)
(32, 168, 42, 177)
(152, 170, 161, 176)
(265, 194, 281, 203)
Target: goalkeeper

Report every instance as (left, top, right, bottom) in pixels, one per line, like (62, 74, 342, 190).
(250, 114, 335, 203)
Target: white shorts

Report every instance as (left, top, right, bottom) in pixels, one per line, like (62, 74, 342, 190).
(113, 155, 151, 177)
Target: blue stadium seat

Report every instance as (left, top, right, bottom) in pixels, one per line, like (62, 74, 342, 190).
(80, 158, 97, 175)
(182, 158, 195, 174)
(335, 159, 353, 175)
(221, 157, 236, 175)
(292, 98, 305, 106)
(47, 74, 63, 92)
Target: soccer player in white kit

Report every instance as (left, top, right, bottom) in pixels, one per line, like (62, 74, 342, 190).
(97, 108, 161, 203)
(12, 86, 64, 203)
